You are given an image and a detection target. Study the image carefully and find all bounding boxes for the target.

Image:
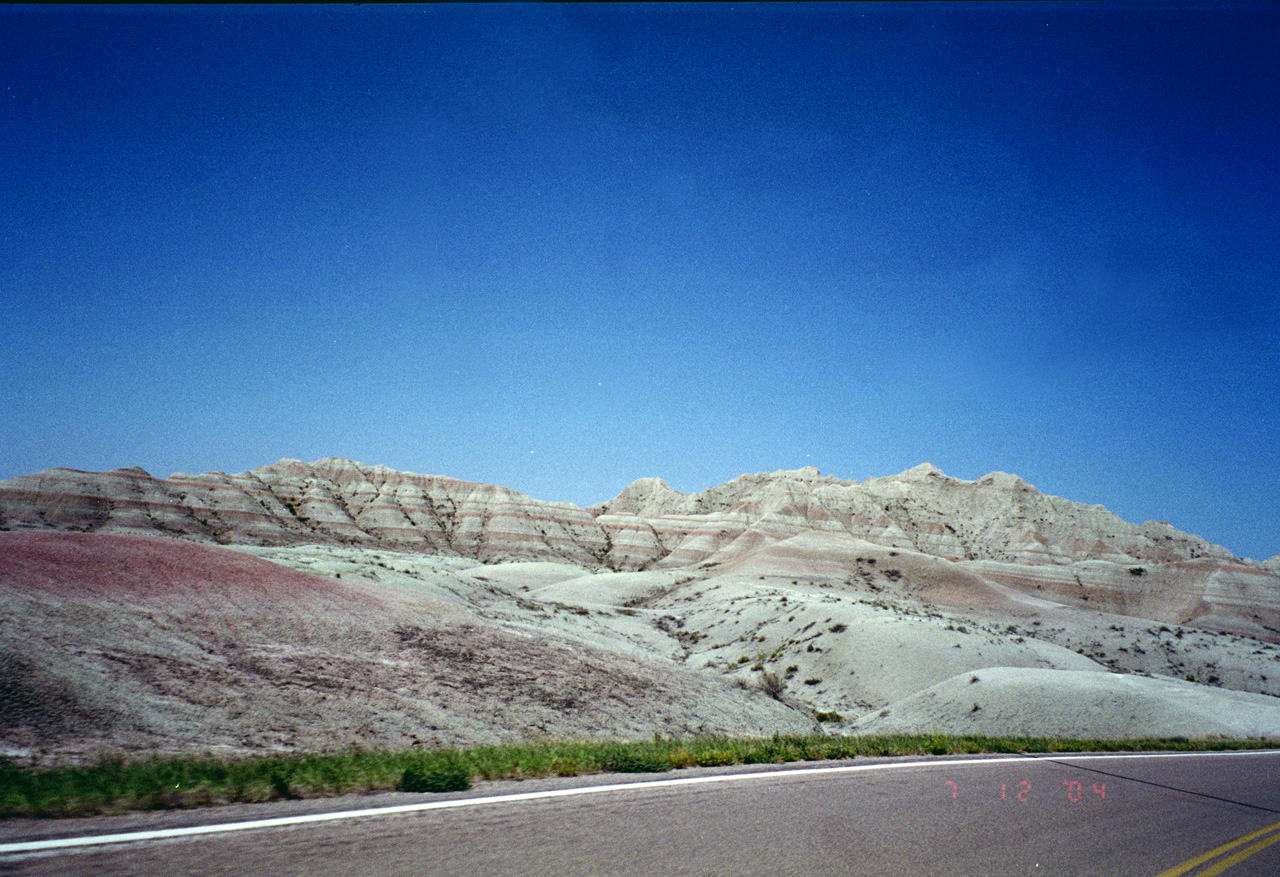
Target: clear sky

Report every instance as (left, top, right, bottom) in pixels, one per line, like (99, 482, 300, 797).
(2, 4, 1277, 560)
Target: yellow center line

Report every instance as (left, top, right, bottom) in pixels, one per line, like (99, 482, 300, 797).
(1154, 819, 1280, 877)
(1194, 831, 1280, 877)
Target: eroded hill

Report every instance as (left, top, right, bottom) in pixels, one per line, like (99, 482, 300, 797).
(2, 459, 1277, 639)
(3, 460, 1280, 763)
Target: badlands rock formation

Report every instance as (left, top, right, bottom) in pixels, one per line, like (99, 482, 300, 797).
(3, 458, 1280, 762)
(2, 458, 1276, 639)
(0, 532, 808, 763)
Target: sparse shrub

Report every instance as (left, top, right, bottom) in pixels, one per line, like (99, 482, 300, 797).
(399, 765, 471, 793)
(814, 711, 843, 723)
(759, 671, 786, 699)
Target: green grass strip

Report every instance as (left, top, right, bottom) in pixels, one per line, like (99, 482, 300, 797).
(1, 734, 1272, 818)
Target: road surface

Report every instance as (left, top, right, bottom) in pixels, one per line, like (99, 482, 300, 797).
(2, 751, 1278, 876)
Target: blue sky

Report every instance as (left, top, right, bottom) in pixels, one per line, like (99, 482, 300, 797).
(2, 4, 1277, 560)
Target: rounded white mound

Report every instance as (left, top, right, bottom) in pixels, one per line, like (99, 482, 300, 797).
(849, 667, 1280, 740)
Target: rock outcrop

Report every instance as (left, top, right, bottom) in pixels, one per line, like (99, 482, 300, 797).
(0, 458, 610, 566)
(1, 458, 1277, 639)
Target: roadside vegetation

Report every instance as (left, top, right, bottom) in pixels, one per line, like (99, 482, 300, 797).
(1, 734, 1273, 818)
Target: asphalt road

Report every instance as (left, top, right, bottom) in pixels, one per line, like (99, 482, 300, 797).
(3, 751, 1279, 876)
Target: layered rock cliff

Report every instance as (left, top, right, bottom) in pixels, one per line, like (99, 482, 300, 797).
(1, 458, 1277, 638)
(0, 458, 610, 566)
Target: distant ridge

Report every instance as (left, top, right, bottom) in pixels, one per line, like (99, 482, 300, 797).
(1, 457, 1277, 639)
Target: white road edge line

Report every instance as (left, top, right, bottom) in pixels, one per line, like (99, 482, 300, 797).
(3, 750, 1276, 855)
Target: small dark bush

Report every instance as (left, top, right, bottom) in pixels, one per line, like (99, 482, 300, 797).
(399, 766, 471, 793)
(269, 769, 298, 800)
(924, 735, 951, 755)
